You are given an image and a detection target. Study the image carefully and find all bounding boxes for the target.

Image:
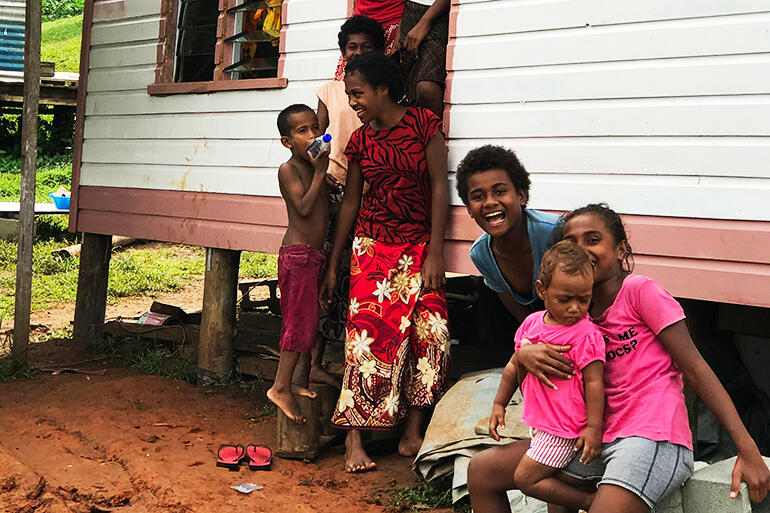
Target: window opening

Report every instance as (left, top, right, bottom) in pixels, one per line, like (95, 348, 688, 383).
(223, 0, 281, 79)
(174, 0, 219, 82)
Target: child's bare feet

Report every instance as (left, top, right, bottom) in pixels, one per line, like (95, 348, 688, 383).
(398, 432, 424, 457)
(309, 365, 341, 388)
(267, 386, 305, 424)
(344, 430, 376, 472)
(290, 384, 317, 398)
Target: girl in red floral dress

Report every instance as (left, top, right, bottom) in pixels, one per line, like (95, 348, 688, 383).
(320, 51, 450, 473)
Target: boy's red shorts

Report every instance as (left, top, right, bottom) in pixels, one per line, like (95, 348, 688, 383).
(277, 244, 326, 353)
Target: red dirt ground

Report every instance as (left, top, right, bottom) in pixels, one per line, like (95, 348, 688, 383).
(1, 265, 451, 512)
(0, 345, 446, 513)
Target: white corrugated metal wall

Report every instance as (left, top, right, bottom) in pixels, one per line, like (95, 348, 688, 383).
(0, 0, 25, 72)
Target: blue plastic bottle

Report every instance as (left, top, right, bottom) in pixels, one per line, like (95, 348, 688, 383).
(308, 133, 332, 157)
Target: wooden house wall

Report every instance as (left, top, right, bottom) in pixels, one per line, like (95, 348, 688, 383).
(73, 0, 770, 307)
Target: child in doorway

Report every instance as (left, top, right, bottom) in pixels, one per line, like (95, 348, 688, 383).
(488, 240, 605, 512)
(455, 145, 559, 323)
(320, 51, 450, 472)
(398, 0, 450, 116)
(266, 104, 330, 424)
(333, 1, 405, 80)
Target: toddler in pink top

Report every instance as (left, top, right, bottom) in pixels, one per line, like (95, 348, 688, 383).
(489, 240, 605, 508)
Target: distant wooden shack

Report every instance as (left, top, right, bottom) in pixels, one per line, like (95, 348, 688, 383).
(68, 0, 770, 374)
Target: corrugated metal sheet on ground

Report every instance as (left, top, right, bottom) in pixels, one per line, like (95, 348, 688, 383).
(414, 369, 547, 511)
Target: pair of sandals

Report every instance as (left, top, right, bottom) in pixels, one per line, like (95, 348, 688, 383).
(216, 444, 272, 471)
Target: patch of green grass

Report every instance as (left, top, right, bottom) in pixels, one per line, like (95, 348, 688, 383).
(387, 484, 454, 511)
(42, 15, 83, 72)
(0, 355, 37, 382)
(99, 334, 197, 383)
(239, 252, 278, 279)
(0, 243, 208, 319)
(0, 154, 72, 202)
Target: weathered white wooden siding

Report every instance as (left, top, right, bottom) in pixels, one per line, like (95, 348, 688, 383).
(448, 0, 770, 221)
(80, 0, 347, 197)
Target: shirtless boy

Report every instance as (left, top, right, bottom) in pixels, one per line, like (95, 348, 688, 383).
(266, 104, 330, 423)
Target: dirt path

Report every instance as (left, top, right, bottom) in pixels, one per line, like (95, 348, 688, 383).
(0, 356, 438, 513)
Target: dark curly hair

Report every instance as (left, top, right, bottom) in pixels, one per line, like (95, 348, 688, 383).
(345, 51, 404, 103)
(538, 240, 593, 289)
(552, 203, 634, 274)
(455, 145, 531, 206)
(338, 15, 385, 54)
(276, 103, 313, 137)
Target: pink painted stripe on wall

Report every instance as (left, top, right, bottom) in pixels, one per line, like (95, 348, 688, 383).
(75, 187, 770, 307)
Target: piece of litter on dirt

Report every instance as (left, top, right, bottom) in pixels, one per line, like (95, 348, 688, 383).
(231, 483, 263, 494)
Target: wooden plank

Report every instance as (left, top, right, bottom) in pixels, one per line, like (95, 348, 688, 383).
(78, 163, 282, 195)
(89, 42, 156, 69)
(83, 111, 282, 139)
(84, 81, 324, 115)
(14, 0, 42, 355)
(72, 233, 112, 346)
(284, 0, 346, 24)
(76, 208, 285, 252)
(446, 137, 770, 179)
(449, 55, 770, 104)
(77, 186, 287, 225)
(91, 16, 160, 46)
(520, 174, 770, 222)
(447, 98, 770, 138)
(455, 0, 770, 38)
(93, 0, 160, 22)
(283, 20, 340, 53)
(450, 14, 770, 71)
(82, 139, 286, 168)
(86, 66, 156, 92)
(197, 248, 240, 382)
(282, 51, 339, 81)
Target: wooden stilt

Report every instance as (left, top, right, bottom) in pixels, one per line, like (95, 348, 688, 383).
(72, 233, 112, 346)
(12, 0, 42, 356)
(197, 247, 240, 384)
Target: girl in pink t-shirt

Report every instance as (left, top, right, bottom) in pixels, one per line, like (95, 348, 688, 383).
(468, 204, 770, 513)
(489, 241, 604, 511)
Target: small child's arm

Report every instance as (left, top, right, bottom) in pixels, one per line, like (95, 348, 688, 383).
(575, 360, 604, 463)
(489, 353, 519, 441)
(277, 154, 328, 218)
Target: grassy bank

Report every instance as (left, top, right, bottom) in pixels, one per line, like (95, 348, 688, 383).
(41, 14, 83, 73)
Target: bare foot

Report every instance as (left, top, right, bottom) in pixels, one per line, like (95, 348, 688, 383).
(290, 384, 317, 398)
(344, 431, 376, 473)
(266, 386, 305, 424)
(398, 433, 424, 457)
(310, 365, 341, 388)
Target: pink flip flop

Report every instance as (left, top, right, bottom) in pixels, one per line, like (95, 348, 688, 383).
(245, 444, 272, 470)
(216, 444, 245, 471)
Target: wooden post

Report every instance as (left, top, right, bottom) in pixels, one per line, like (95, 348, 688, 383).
(276, 395, 321, 459)
(72, 233, 112, 346)
(197, 248, 240, 384)
(13, 0, 43, 356)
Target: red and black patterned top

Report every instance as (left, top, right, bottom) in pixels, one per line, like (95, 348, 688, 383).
(345, 107, 443, 245)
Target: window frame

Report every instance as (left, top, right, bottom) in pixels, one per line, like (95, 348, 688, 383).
(148, 0, 287, 96)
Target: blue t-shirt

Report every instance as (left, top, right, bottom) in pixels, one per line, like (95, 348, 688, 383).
(469, 209, 559, 305)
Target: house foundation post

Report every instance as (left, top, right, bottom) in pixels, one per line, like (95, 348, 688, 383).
(198, 248, 240, 384)
(72, 233, 112, 346)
